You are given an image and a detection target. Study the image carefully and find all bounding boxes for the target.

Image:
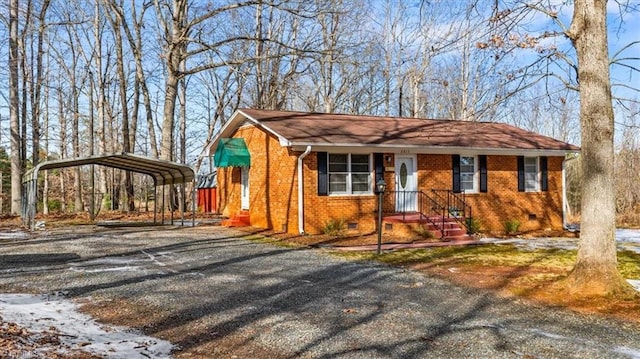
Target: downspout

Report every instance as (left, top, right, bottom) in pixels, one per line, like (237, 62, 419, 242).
(298, 146, 312, 234)
(562, 154, 578, 230)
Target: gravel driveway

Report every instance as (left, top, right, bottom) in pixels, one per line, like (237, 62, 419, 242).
(1, 224, 640, 358)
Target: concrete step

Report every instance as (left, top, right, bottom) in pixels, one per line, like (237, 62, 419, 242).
(443, 234, 474, 242)
(222, 211, 250, 227)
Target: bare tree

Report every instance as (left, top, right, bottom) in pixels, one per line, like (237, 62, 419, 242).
(56, 85, 67, 211)
(482, 0, 637, 296)
(563, 0, 635, 295)
(94, 0, 110, 209)
(191, 60, 244, 174)
(107, 0, 158, 158)
(105, 0, 135, 211)
(42, 47, 51, 215)
(30, 0, 51, 168)
(8, 0, 21, 215)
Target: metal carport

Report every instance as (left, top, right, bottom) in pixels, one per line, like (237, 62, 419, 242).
(21, 152, 196, 230)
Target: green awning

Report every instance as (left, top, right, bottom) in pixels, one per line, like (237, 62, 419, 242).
(214, 138, 251, 167)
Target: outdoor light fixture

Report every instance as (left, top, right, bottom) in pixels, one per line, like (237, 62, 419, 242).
(376, 178, 387, 194)
(376, 178, 387, 254)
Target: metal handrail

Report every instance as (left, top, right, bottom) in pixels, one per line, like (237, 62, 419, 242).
(431, 189, 472, 233)
(382, 190, 448, 238)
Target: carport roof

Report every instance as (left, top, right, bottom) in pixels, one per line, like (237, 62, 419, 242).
(25, 153, 195, 186)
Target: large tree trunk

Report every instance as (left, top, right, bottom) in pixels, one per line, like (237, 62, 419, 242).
(72, 73, 83, 212)
(31, 0, 51, 168)
(94, 1, 109, 210)
(564, 0, 632, 296)
(109, 11, 135, 212)
(157, 0, 186, 163)
(9, 0, 21, 215)
(57, 86, 67, 212)
(43, 57, 50, 215)
(160, 73, 178, 162)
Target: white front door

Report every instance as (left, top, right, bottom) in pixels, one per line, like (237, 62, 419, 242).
(395, 156, 417, 212)
(241, 166, 250, 210)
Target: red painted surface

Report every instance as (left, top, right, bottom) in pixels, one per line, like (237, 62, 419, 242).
(197, 188, 217, 213)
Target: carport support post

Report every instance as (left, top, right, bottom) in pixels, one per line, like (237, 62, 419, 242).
(192, 178, 196, 227)
(153, 179, 158, 225)
(170, 185, 174, 225)
(180, 182, 185, 226)
(161, 184, 165, 225)
(28, 175, 38, 230)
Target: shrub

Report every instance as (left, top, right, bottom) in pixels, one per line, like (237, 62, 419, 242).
(48, 199, 62, 212)
(504, 219, 521, 235)
(102, 194, 112, 210)
(465, 217, 482, 234)
(323, 218, 346, 236)
(413, 225, 435, 239)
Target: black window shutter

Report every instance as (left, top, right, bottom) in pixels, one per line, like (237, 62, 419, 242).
(540, 156, 548, 192)
(452, 154, 461, 193)
(479, 155, 488, 193)
(517, 156, 525, 192)
(374, 153, 384, 185)
(317, 152, 328, 196)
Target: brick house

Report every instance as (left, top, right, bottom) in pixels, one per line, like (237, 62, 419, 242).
(207, 108, 579, 238)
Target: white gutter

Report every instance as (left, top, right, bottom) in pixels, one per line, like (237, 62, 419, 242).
(298, 146, 312, 234)
(562, 154, 579, 230)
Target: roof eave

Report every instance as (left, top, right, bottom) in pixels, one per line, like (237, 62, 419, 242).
(206, 109, 292, 155)
(289, 142, 579, 156)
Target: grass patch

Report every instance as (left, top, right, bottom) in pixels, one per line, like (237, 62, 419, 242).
(241, 234, 305, 249)
(331, 244, 640, 280)
(618, 250, 640, 278)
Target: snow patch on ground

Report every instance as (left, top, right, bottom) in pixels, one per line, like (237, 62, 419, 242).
(616, 229, 640, 243)
(0, 230, 30, 240)
(0, 293, 174, 358)
(68, 252, 175, 275)
(613, 346, 640, 359)
(628, 280, 640, 292)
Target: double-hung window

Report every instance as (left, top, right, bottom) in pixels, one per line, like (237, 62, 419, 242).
(328, 154, 371, 195)
(517, 156, 547, 192)
(524, 157, 539, 192)
(453, 154, 487, 193)
(459, 156, 477, 192)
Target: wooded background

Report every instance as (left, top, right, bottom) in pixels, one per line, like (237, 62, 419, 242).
(0, 0, 638, 223)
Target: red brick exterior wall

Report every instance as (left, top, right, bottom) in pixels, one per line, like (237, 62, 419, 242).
(218, 125, 300, 233)
(414, 154, 564, 234)
(302, 152, 379, 234)
(218, 125, 566, 235)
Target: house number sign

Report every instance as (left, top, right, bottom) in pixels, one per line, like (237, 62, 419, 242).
(400, 163, 408, 188)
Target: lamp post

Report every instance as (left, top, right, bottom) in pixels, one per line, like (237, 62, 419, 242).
(376, 178, 387, 255)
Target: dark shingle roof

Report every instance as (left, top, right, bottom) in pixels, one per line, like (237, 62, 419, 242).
(238, 109, 579, 152)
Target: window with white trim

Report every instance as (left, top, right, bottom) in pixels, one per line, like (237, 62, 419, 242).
(328, 153, 371, 195)
(524, 157, 539, 192)
(460, 155, 477, 192)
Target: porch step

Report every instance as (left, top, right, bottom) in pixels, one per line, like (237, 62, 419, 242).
(427, 216, 471, 241)
(382, 213, 471, 241)
(221, 210, 250, 227)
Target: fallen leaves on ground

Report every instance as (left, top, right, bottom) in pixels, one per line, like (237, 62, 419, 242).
(0, 317, 98, 359)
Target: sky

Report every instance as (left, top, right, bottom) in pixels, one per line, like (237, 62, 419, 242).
(0, 1, 638, 165)
(530, 0, 639, 106)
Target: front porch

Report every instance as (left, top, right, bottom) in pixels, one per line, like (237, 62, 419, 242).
(380, 190, 473, 241)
